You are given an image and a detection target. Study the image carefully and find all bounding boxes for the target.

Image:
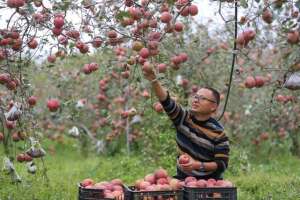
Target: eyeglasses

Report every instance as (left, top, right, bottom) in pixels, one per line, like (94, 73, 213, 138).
(192, 94, 217, 104)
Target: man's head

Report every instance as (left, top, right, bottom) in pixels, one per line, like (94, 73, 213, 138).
(190, 87, 220, 115)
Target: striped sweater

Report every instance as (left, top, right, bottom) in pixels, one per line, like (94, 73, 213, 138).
(160, 91, 230, 180)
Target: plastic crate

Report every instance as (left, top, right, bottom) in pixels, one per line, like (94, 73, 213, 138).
(78, 184, 104, 200)
(78, 184, 125, 200)
(124, 185, 183, 200)
(183, 187, 237, 200)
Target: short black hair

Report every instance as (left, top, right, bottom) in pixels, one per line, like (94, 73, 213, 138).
(202, 87, 220, 106)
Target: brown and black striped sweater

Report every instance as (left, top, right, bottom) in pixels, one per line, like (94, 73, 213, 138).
(160, 91, 230, 180)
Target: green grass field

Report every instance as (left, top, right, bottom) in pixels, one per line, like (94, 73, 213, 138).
(1, 139, 300, 200)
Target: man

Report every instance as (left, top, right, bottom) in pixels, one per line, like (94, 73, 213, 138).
(142, 66, 230, 180)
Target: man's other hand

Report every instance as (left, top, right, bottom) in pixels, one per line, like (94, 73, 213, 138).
(178, 154, 199, 173)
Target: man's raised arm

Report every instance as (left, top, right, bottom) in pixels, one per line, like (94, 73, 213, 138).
(142, 63, 185, 126)
(142, 62, 168, 101)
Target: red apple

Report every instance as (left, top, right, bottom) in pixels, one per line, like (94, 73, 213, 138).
(28, 96, 37, 106)
(47, 55, 56, 63)
(107, 30, 117, 38)
(174, 22, 184, 32)
(197, 179, 207, 188)
(139, 48, 150, 59)
(157, 63, 167, 73)
(7, 0, 25, 8)
(28, 38, 38, 49)
(54, 16, 64, 28)
(189, 5, 198, 16)
(262, 9, 273, 24)
(245, 76, 256, 88)
(92, 37, 102, 48)
(160, 12, 172, 23)
(81, 178, 94, 187)
(287, 31, 299, 44)
(185, 176, 197, 184)
(178, 154, 190, 164)
(186, 181, 198, 187)
(153, 102, 163, 113)
(47, 99, 60, 112)
(144, 174, 155, 184)
(156, 178, 168, 185)
(154, 168, 168, 179)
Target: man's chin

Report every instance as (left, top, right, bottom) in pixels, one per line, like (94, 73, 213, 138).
(190, 108, 199, 113)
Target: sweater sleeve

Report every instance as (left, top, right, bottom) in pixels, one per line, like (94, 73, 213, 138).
(213, 135, 230, 174)
(159, 91, 186, 126)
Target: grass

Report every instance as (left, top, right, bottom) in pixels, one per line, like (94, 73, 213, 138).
(1, 139, 300, 200)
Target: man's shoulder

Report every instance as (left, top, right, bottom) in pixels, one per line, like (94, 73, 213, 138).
(207, 118, 224, 132)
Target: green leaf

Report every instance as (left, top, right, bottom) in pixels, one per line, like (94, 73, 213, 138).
(167, 0, 175, 5)
(46, 64, 55, 68)
(240, 0, 248, 8)
(116, 11, 131, 21)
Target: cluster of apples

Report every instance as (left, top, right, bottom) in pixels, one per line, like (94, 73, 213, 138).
(134, 168, 183, 192)
(133, 168, 234, 192)
(183, 177, 233, 188)
(82, 62, 99, 75)
(80, 178, 124, 199)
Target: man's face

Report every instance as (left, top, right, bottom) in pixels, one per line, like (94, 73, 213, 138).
(190, 88, 218, 115)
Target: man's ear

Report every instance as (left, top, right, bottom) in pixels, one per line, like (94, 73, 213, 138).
(211, 105, 218, 113)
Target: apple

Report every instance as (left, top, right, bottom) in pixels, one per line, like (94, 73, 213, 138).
(262, 9, 273, 24)
(174, 22, 184, 32)
(157, 63, 167, 73)
(186, 181, 198, 187)
(154, 168, 168, 179)
(142, 62, 154, 73)
(169, 178, 183, 190)
(153, 102, 164, 113)
(254, 76, 265, 87)
(92, 37, 102, 48)
(81, 178, 94, 187)
(17, 153, 25, 162)
(176, 0, 189, 9)
(47, 99, 60, 112)
(54, 16, 64, 28)
(185, 176, 197, 184)
(197, 179, 207, 188)
(245, 76, 256, 88)
(28, 96, 37, 106)
(139, 48, 150, 59)
(24, 153, 33, 162)
(66, 30, 80, 39)
(189, 5, 198, 16)
(47, 55, 56, 63)
(144, 174, 155, 184)
(160, 12, 172, 23)
(7, 0, 25, 8)
(139, 181, 151, 190)
(107, 30, 117, 38)
(276, 95, 287, 103)
(0, 73, 10, 84)
(156, 178, 168, 185)
(287, 31, 299, 44)
(28, 38, 38, 49)
(178, 154, 190, 164)
(180, 7, 189, 17)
